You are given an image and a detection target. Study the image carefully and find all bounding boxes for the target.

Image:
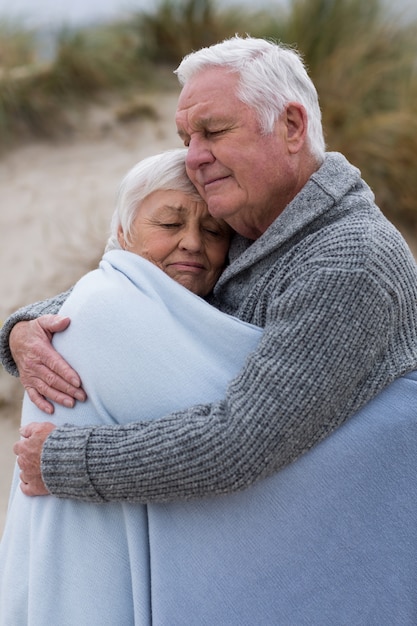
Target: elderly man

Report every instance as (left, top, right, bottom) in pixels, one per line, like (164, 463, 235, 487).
(3, 36, 417, 503)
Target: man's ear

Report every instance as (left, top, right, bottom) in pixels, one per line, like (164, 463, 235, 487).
(285, 102, 308, 154)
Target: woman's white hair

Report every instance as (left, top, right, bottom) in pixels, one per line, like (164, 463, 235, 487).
(105, 148, 201, 251)
(175, 35, 325, 161)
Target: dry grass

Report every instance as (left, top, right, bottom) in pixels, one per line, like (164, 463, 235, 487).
(135, 0, 251, 64)
(0, 19, 35, 69)
(0, 0, 416, 227)
(267, 0, 417, 227)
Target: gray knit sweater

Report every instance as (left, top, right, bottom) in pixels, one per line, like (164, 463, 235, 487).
(2, 152, 417, 503)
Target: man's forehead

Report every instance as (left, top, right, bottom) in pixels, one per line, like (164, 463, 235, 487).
(176, 92, 235, 128)
(176, 100, 216, 129)
(178, 68, 238, 104)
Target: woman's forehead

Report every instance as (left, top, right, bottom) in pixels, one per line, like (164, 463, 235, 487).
(137, 189, 208, 216)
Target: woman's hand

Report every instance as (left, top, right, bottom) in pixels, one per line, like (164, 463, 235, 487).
(14, 422, 56, 496)
(10, 315, 86, 414)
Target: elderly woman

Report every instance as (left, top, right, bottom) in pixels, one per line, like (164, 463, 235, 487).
(0, 149, 262, 625)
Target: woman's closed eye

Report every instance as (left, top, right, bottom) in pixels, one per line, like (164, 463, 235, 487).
(160, 222, 183, 229)
(203, 227, 225, 237)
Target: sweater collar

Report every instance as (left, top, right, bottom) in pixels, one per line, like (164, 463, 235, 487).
(219, 152, 371, 283)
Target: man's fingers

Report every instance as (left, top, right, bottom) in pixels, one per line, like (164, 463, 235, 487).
(37, 314, 71, 334)
(19, 480, 49, 497)
(22, 362, 86, 406)
(41, 364, 85, 398)
(18, 465, 50, 497)
(37, 315, 82, 388)
(25, 380, 87, 413)
(22, 336, 82, 390)
(37, 342, 82, 389)
(14, 421, 55, 496)
(25, 386, 55, 415)
(10, 316, 86, 411)
(33, 361, 85, 399)
(10, 316, 82, 389)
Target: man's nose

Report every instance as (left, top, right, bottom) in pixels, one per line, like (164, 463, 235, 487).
(185, 136, 214, 171)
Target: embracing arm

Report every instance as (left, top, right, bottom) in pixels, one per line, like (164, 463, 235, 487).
(0, 290, 72, 376)
(0, 289, 86, 413)
(37, 266, 403, 503)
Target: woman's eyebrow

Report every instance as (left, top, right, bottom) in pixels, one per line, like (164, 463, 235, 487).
(157, 205, 187, 215)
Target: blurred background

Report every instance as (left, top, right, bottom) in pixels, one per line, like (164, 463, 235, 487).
(0, 0, 416, 531)
(1, 0, 416, 226)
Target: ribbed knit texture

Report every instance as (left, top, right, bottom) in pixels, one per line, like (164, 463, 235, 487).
(2, 152, 417, 502)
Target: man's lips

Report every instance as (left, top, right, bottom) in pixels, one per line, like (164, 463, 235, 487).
(201, 174, 230, 190)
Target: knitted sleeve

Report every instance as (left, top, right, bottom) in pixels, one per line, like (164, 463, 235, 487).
(0, 289, 72, 376)
(41, 266, 397, 503)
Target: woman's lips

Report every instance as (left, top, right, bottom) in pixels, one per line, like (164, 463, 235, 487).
(168, 261, 205, 272)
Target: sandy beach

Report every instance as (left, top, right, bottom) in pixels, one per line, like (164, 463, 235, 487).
(0, 88, 416, 537)
(0, 89, 180, 534)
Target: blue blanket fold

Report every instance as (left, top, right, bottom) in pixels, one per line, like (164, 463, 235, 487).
(1, 249, 416, 625)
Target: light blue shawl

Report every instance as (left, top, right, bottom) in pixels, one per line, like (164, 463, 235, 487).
(1, 250, 416, 625)
(0, 251, 262, 625)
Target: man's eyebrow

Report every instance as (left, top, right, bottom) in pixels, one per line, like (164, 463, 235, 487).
(177, 116, 227, 137)
(177, 128, 189, 140)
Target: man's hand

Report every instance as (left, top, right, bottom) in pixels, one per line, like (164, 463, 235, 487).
(10, 315, 86, 414)
(14, 422, 56, 496)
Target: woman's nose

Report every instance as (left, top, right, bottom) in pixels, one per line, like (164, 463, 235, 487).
(179, 226, 204, 252)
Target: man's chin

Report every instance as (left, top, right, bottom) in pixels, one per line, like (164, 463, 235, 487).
(206, 200, 233, 220)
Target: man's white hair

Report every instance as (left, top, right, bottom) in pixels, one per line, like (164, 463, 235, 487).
(175, 35, 325, 160)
